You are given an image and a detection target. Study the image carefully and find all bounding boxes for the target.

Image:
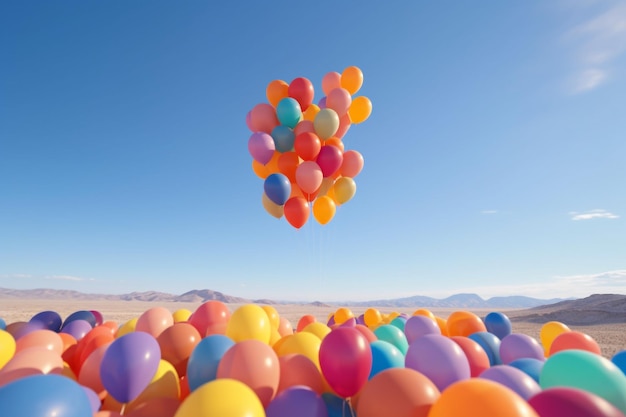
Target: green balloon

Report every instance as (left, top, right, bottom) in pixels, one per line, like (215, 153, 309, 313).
(540, 349, 626, 413)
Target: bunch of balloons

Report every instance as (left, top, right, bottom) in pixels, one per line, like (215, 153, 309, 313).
(246, 66, 372, 228)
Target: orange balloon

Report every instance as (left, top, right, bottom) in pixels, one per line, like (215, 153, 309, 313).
(549, 331, 602, 356)
(278, 354, 324, 394)
(446, 311, 486, 337)
(266, 79, 289, 107)
(126, 397, 180, 417)
(364, 308, 382, 328)
(252, 159, 270, 179)
(217, 339, 280, 408)
(157, 322, 201, 377)
(297, 314, 317, 333)
(266, 151, 281, 175)
(284, 196, 310, 229)
(429, 379, 539, 417)
(356, 368, 440, 417)
(262, 192, 284, 219)
(341, 66, 364, 95)
(348, 96, 373, 124)
(278, 151, 301, 183)
(313, 195, 336, 225)
(435, 317, 449, 336)
(303, 103, 320, 122)
(413, 309, 436, 321)
(58, 332, 77, 353)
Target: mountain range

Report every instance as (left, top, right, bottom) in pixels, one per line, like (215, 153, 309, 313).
(0, 287, 566, 309)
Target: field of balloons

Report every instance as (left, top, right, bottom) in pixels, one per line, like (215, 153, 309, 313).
(2, 302, 626, 416)
(247, 67, 371, 228)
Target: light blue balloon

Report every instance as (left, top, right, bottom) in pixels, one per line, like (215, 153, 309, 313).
(187, 334, 235, 392)
(469, 331, 502, 365)
(0, 374, 93, 417)
(509, 357, 544, 383)
(276, 97, 302, 129)
(271, 125, 295, 153)
(264, 173, 291, 206)
(0, 317, 5, 330)
(369, 340, 405, 379)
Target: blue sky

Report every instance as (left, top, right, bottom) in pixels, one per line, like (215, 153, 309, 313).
(1, 1, 625, 302)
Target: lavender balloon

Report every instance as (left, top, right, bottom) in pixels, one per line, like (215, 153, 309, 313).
(266, 386, 328, 417)
(60, 319, 92, 340)
(100, 332, 161, 403)
(480, 364, 541, 400)
(404, 315, 440, 344)
(500, 333, 544, 364)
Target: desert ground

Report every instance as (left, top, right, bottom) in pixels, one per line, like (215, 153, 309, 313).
(1, 298, 625, 359)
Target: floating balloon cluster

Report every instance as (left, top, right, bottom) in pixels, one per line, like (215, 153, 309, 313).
(246, 66, 372, 229)
(2, 306, 626, 417)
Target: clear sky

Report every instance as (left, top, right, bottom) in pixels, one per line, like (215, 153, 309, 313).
(1, 1, 625, 302)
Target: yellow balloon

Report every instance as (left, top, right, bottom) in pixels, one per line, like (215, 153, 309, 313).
(364, 308, 382, 328)
(312, 195, 336, 225)
(261, 305, 280, 330)
(540, 321, 571, 356)
(277, 332, 322, 369)
(313, 108, 339, 140)
(332, 177, 356, 204)
(226, 304, 271, 344)
(174, 378, 265, 417)
(341, 66, 364, 95)
(128, 359, 180, 412)
(348, 96, 372, 124)
(262, 192, 284, 219)
(0, 329, 16, 369)
(116, 317, 138, 338)
(301, 322, 331, 340)
(303, 103, 320, 122)
(173, 309, 192, 323)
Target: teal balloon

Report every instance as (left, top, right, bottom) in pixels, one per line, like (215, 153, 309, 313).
(369, 340, 405, 379)
(0, 374, 93, 417)
(540, 349, 626, 413)
(276, 97, 302, 129)
(271, 125, 295, 153)
(389, 316, 407, 332)
(373, 324, 409, 355)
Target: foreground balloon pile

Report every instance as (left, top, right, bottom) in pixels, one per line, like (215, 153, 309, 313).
(2, 304, 626, 416)
(247, 66, 372, 228)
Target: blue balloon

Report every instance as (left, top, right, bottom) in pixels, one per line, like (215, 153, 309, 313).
(187, 334, 235, 392)
(0, 374, 93, 417)
(264, 173, 291, 206)
(62, 310, 96, 329)
(484, 312, 512, 339)
(30, 310, 63, 332)
(509, 357, 545, 383)
(369, 340, 405, 379)
(469, 331, 502, 365)
(0, 317, 5, 330)
(322, 392, 351, 417)
(271, 125, 296, 153)
(276, 97, 302, 129)
(612, 350, 626, 375)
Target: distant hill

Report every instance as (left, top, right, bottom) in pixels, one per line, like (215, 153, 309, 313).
(511, 294, 626, 325)
(0, 288, 565, 309)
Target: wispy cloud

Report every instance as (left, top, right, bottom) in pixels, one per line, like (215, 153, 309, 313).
(452, 269, 626, 299)
(569, 209, 619, 220)
(44, 275, 96, 282)
(481, 210, 498, 215)
(563, 2, 626, 93)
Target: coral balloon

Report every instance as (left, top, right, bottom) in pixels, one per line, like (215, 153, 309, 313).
(341, 66, 364, 95)
(283, 196, 309, 229)
(451, 336, 491, 377)
(135, 307, 173, 338)
(549, 330, 602, 356)
(248, 103, 279, 134)
(188, 300, 231, 337)
(157, 322, 201, 377)
(446, 310, 486, 337)
(312, 196, 336, 225)
(295, 161, 323, 195)
(266, 79, 289, 107)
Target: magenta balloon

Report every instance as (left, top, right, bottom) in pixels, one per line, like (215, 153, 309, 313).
(249, 103, 279, 134)
(405, 334, 470, 391)
(316, 145, 343, 178)
(60, 319, 92, 341)
(479, 365, 541, 400)
(99, 332, 161, 403)
(319, 327, 372, 398)
(248, 132, 276, 165)
(404, 316, 441, 344)
(295, 161, 323, 194)
(340, 150, 364, 178)
(326, 88, 352, 117)
(529, 387, 626, 417)
(266, 386, 327, 417)
(500, 333, 545, 364)
(89, 310, 104, 326)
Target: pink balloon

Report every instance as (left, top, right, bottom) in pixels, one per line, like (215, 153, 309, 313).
(79, 343, 111, 400)
(335, 113, 351, 138)
(248, 132, 276, 165)
(322, 71, 342, 95)
(135, 307, 173, 338)
(341, 150, 364, 177)
(295, 161, 323, 194)
(316, 145, 344, 178)
(319, 327, 372, 398)
(294, 120, 315, 136)
(0, 347, 64, 386)
(326, 88, 352, 117)
(249, 103, 279, 134)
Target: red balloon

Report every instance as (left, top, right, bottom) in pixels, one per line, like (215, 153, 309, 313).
(188, 301, 231, 336)
(284, 197, 309, 229)
(294, 132, 322, 161)
(549, 331, 602, 356)
(316, 145, 344, 177)
(319, 327, 372, 398)
(288, 77, 314, 111)
(450, 336, 491, 377)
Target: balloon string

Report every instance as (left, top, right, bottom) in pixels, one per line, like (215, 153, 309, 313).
(120, 403, 126, 415)
(346, 397, 356, 417)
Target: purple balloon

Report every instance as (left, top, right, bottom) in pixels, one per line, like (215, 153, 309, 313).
(404, 315, 441, 344)
(11, 321, 47, 339)
(529, 387, 626, 417)
(479, 364, 541, 400)
(100, 332, 161, 403)
(82, 386, 101, 414)
(266, 386, 329, 417)
(248, 131, 275, 165)
(62, 310, 96, 329)
(60, 319, 92, 340)
(405, 334, 470, 391)
(500, 333, 544, 364)
(356, 314, 366, 326)
(29, 311, 62, 332)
